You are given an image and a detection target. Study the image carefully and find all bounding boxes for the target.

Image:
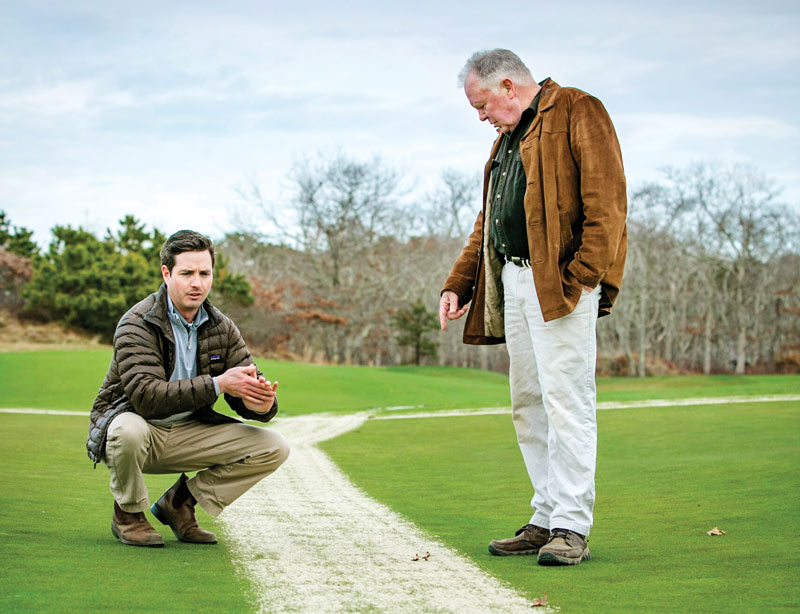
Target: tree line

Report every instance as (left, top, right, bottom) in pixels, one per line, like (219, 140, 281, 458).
(2, 155, 798, 375)
(0, 215, 253, 341)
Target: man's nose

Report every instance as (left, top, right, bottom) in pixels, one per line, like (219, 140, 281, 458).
(478, 110, 487, 121)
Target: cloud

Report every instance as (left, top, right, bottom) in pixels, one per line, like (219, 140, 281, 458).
(2, 0, 799, 249)
(615, 112, 800, 205)
(618, 112, 797, 153)
(0, 82, 94, 116)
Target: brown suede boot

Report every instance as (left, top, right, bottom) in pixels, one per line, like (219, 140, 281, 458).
(150, 474, 217, 544)
(488, 524, 550, 556)
(537, 528, 591, 566)
(111, 501, 164, 547)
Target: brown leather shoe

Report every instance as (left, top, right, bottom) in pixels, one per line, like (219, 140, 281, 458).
(111, 501, 164, 547)
(488, 524, 550, 556)
(537, 528, 591, 565)
(150, 474, 217, 544)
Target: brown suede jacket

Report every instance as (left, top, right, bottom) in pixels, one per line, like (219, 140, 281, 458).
(87, 284, 277, 466)
(443, 78, 628, 344)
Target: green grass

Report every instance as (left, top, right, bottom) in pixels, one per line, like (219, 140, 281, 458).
(0, 413, 254, 614)
(0, 349, 796, 415)
(595, 373, 799, 401)
(0, 350, 509, 414)
(1, 349, 798, 612)
(321, 401, 800, 613)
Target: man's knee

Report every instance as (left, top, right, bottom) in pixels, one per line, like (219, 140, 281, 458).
(268, 430, 290, 465)
(251, 428, 290, 468)
(106, 412, 150, 455)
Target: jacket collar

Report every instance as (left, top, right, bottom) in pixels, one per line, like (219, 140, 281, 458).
(537, 78, 559, 112)
(143, 284, 220, 342)
(523, 78, 559, 139)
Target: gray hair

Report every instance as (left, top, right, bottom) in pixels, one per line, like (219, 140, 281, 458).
(458, 49, 535, 89)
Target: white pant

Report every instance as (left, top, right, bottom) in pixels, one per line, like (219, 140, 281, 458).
(502, 262, 600, 536)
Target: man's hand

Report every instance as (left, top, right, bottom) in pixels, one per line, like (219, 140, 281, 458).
(439, 291, 469, 331)
(216, 364, 277, 412)
(244, 378, 278, 414)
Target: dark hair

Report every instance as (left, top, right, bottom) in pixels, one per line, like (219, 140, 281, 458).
(160, 230, 216, 272)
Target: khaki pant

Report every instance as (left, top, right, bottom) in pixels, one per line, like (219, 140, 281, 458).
(105, 412, 290, 517)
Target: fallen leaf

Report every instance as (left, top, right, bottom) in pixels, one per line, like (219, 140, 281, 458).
(411, 551, 432, 562)
(706, 527, 727, 536)
(411, 553, 420, 561)
(531, 592, 548, 607)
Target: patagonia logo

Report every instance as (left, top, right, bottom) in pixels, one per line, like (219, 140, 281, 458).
(210, 354, 222, 362)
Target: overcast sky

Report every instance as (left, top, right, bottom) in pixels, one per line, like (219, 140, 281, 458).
(2, 0, 798, 247)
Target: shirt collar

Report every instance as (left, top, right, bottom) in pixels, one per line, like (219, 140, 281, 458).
(505, 87, 543, 144)
(166, 294, 208, 329)
(518, 87, 542, 126)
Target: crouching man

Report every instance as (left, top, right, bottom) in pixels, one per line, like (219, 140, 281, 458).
(87, 230, 290, 547)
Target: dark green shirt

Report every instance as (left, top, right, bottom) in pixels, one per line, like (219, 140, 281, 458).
(489, 89, 542, 259)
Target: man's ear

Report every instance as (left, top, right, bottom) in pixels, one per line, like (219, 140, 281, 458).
(161, 264, 170, 283)
(500, 78, 516, 98)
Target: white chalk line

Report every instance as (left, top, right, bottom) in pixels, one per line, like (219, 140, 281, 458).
(2, 394, 798, 419)
(372, 394, 800, 420)
(0, 408, 89, 415)
(220, 412, 544, 613)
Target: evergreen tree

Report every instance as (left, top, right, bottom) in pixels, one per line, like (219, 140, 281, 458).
(391, 300, 439, 365)
(0, 211, 38, 258)
(212, 253, 254, 308)
(22, 216, 253, 342)
(22, 225, 154, 340)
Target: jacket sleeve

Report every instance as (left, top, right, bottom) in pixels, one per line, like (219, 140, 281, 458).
(441, 209, 484, 305)
(223, 319, 278, 423)
(115, 316, 218, 420)
(565, 94, 627, 288)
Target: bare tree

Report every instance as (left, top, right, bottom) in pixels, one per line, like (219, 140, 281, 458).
(606, 162, 800, 374)
(238, 153, 415, 363)
(423, 169, 480, 239)
(225, 157, 798, 374)
(664, 163, 791, 373)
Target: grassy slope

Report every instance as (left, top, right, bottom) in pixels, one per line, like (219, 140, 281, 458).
(0, 350, 509, 414)
(0, 349, 797, 414)
(321, 402, 800, 613)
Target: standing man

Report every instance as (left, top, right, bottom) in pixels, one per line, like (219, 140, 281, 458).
(88, 230, 290, 547)
(440, 50, 627, 566)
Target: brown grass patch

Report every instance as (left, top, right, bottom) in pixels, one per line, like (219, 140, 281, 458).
(0, 309, 108, 352)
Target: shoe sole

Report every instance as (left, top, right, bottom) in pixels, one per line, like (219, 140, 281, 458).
(111, 521, 164, 548)
(488, 544, 540, 556)
(150, 502, 218, 544)
(537, 547, 591, 566)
